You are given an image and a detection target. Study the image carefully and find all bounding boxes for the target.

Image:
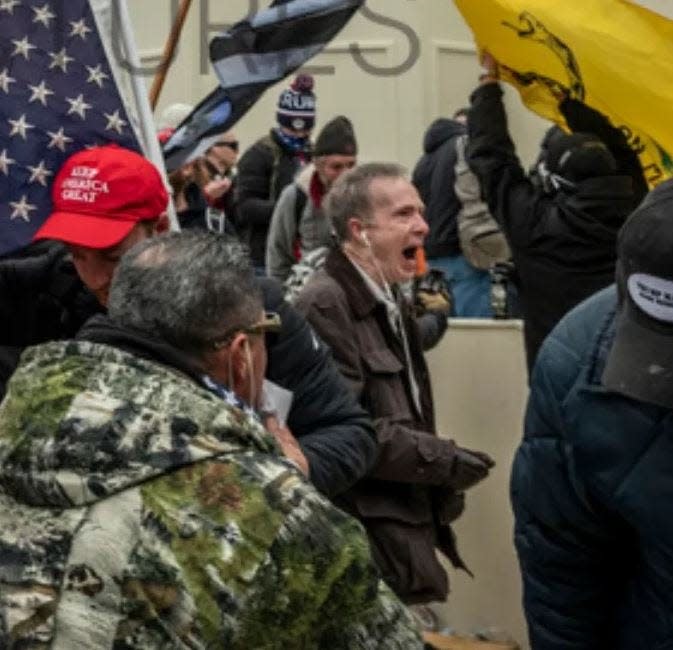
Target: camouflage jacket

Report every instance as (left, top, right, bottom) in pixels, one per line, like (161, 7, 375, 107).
(0, 340, 422, 649)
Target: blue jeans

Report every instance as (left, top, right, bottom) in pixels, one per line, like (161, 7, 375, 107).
(429, 254, 493, 318)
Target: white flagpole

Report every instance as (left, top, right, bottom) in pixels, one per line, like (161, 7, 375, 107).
(115, 0, 180, 231)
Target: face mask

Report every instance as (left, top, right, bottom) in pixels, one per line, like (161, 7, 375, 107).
(274, 128, 308, 151)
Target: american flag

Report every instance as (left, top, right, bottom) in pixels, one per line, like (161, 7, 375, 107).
(0, 0, 140, 257)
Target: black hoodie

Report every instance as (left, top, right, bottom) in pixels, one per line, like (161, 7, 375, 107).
(412, 118, 466, 258)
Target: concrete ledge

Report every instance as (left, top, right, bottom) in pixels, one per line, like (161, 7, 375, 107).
(447, 318, 524, 331)
(424, 632, 519, 649)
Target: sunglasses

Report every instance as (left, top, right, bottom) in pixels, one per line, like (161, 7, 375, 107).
(211, 312, 282, 350)
(213, 140, 239, 152)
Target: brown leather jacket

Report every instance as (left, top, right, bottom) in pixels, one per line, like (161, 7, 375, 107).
(295, 249, 466, 604)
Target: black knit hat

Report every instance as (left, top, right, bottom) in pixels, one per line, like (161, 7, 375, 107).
(314, 116, 357, 157)
(546, 132, 616, 182)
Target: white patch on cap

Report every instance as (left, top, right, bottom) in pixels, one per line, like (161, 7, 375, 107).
(628, 273, 673, 322)
(291, 118, 306, 130)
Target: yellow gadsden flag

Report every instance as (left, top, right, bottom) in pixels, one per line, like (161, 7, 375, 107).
(454, 0, 673, 186)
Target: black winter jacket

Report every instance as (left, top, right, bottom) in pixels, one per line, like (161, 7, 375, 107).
(237, 130, 311, 266)
(0, 246, 376, 497)
(467, 83, 643, 371)
(412, 118, 466, 258)
(258, 277, 377, 497)
(513, 286, 673, 650)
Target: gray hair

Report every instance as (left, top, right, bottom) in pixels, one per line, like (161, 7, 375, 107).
(325, 162, 408, 243)
(108, 231, 262, 357)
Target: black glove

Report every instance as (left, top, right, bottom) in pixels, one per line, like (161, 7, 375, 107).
(449, 447, 495, 492)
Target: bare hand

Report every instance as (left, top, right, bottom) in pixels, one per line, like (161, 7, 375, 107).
(480, 50, 498, 78)
(204, 176, 232, 200)
(264, 416, 309, 477)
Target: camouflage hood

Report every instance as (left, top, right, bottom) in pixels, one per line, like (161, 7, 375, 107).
(0, 339, 276, 509)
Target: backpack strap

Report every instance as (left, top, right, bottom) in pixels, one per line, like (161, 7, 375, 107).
(291, 186, 308, 262)
(294, 186, 308, 228)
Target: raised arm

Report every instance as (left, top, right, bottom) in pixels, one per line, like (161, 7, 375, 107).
(467, 54, 546, 247)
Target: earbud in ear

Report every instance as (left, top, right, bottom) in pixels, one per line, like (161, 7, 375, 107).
(361, 231, 370, 247)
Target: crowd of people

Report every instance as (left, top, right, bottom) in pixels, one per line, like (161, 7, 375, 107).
(0, 55, 670, 649)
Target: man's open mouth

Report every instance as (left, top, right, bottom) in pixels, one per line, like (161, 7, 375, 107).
(402, 246, 417, 260)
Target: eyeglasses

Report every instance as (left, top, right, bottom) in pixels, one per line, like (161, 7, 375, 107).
(214, 140, 239, 152)
(211, 312, 281, 350)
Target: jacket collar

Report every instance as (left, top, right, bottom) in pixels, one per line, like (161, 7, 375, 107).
(324, 248, 380, 319)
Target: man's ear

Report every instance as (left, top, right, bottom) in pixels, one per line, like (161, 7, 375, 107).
(226, 333, 250, 396)
(154, 212, 170, 234)
(202, 332, 248, 394)
(347, 217, 365, 245)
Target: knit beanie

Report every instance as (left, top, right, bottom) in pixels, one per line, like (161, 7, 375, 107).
(546, 132, 617, 182)
(276, 74, 316, 132)
(314, 116, 358, 157)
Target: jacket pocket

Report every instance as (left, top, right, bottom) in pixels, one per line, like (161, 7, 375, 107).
(362, 347, 411, 419)
(365, 516, 448, 603)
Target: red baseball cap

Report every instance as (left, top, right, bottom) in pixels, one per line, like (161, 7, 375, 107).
(33, 144, 169, 249)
